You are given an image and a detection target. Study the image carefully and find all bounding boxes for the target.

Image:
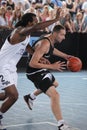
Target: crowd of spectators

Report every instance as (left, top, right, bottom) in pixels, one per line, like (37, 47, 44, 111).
(0, 0, 87, 33)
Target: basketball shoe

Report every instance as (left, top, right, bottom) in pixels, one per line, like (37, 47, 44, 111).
(23, 94, 34, 110)
(58, 124, 80, 130)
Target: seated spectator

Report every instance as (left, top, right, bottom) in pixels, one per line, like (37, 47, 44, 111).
(24, 2, 38, 14)
(11, 7, 23, 28)
(0, 0, 7, 8)
(81, 14, 87, 32)
(40, 5, 50, 21)
(65, 0, 78, 20)
(0, 7, 9, 29)
(82, 0, 87, 20)
(63, 13, 76, 33)
(46, 9, 55, 32)
(5, 6, 13, 28)
(7, 0, 15, 10)
(74, 12, 83, 32)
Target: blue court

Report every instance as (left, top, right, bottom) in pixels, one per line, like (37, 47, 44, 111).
(0, 70, 87, 130)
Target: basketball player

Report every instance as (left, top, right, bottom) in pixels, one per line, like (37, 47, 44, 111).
(24, 25, 79, 130)
(0, 10, 62, 129)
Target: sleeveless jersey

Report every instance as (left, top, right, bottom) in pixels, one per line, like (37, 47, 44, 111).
(26, 37, 54, 74)
(0, 36, 30, 72)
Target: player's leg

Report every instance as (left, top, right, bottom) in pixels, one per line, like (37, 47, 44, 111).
(24, 89, 42, 110)
(0, 85, 18, 113)
(46, 86, 80, 130)
(0, 70, 18, 128)
(0, 92, 6, 101)
(24, 80, 58, 110)
(46, 85, 63, 120)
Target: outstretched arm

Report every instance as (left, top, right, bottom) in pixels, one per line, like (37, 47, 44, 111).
(20, 8, 62, 36)
(53, 48, 72, 60)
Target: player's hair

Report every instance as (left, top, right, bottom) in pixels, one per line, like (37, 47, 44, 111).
(15, 13, 36, 27)
(53, 24, 65, 32)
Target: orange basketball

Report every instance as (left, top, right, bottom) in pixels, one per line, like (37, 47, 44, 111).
(67, 57, 82, 72)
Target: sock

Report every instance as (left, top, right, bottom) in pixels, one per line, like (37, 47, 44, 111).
(30, 93, 36, 100)
(58, 119, 65, 127)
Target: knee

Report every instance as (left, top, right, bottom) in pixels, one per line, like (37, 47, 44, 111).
(10, 92, 19, 101)
(51, 91, 60, 101)
(53, 81, 59, 88)
(7, 90, 19, 102)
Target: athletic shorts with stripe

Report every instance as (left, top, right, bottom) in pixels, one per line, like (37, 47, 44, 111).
(26, 69, 55, 93)
(0, 69, 18, 90)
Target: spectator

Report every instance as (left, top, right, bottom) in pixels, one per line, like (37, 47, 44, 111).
(51, 0, 62, 7)
(0, 0, 7, 8)
(24, 2, 37, 14)
(11, 8, 23, 28)
(63, 13, 75, 33)
(0, 7, 9, 29)
(74, 12, 83, 32)
(40, 5, 50, 22)
(65, 0, 78, 20)
(5, 6, 13, 28)
(82, 0, 87, 18)
(7, 0, 15, 10)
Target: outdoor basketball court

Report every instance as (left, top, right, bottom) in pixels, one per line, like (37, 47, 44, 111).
(0, 70, 87, 130)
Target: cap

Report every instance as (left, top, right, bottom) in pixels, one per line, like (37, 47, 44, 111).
(1, 0, 7, 5)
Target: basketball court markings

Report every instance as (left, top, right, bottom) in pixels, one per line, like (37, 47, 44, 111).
(2, 71, 87, 130)
(4, 121, 57, 128)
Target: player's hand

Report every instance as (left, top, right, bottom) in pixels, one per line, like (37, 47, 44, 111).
(39, 57, 51, 64)
(64, 55, 75, 60)
(52, 61, 66, 72)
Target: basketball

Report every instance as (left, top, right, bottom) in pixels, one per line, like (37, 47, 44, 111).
(67, 57, 82, 72)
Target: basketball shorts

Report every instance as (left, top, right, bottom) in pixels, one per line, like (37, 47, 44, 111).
(0, 68, 18, 90)
(26, 69, 55, 93)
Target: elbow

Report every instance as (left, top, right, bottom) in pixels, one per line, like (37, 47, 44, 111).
(29, 61, 37, 68)
(29, 61, 34, 68)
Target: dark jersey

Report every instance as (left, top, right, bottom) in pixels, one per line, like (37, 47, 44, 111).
(26, 37, 54, 73)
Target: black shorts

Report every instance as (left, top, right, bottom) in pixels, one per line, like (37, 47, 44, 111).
(26, 69, 55, 93)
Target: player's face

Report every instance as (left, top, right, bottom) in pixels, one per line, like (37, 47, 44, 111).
(32, 16, 38, 25)
(28, 16, 38, 27)
(56, 29, 66, 43)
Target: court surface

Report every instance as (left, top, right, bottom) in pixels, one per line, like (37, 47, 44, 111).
(0, 70, 87, 130)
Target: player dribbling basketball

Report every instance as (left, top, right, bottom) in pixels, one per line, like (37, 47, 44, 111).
(24, 24, 80, 130)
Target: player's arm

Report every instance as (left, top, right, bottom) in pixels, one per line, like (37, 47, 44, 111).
(26, 44, 51, 64)
(19, 8, 62, 36)
(26, 44, 34, 55)
(53, 48, 72, 60)
(29, 40, 66, 71)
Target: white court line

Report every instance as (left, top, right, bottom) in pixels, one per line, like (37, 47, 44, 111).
(35, 102, 87, 106)
(5, 121, 57, 128)
(82, 78, 87, 80)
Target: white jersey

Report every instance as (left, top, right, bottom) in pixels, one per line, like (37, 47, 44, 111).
(0, 36, 30, 72)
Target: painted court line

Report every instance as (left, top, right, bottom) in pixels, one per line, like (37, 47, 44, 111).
(82, 77, 87, 80)
(5, 121, 57, 128)
(35, 102, 87, 106)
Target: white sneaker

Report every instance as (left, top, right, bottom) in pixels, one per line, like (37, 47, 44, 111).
(58, 124, 80, 130)
(24, 94, 34, 110)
